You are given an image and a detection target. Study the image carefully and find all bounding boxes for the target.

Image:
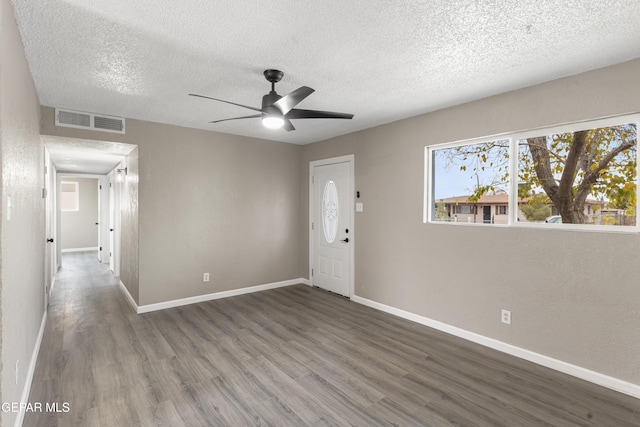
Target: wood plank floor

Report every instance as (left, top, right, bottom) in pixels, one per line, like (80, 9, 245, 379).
(26, 252, 639, 426)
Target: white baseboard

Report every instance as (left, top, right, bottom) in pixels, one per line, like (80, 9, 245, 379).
(119, 281, 139, 313)
(15, 312, 47, 427)
(61, 247, 98, 253)
(49, 276, 56, 297)
(351, 295, 640, 399)
(132, 278, 308, 314)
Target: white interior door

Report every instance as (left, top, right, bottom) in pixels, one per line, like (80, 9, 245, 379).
(108, 166, 123, 277)
(97, 176, 110, 263)
(96, 180, 101, 261)
(311, 157, 353, 297)
(108, 175, 116, 273)
(43, 147, 53, 306)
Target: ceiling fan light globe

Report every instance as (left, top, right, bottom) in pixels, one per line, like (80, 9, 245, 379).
(262, 115, 284, 129)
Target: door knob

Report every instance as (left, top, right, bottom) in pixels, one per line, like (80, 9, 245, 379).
(340, 237, 349, 243)
(47, 238, 54, 243)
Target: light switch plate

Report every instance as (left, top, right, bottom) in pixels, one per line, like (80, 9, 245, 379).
(356, 202, 363, 212)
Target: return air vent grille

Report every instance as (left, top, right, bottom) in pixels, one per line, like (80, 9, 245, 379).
(58, 110, 90, 127)
(94, 115, 124, 132)
(55, 108, 125, 134)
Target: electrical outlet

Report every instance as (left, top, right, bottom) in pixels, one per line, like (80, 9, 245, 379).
(501, 309, 511, 325)
(203, 272, 210, 283)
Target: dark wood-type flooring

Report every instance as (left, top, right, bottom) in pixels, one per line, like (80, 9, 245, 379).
(26, 252, 640, 426)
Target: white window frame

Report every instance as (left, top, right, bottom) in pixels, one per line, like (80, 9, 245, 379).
(424, 113, 640, 233)
(424, 135, 512, 226)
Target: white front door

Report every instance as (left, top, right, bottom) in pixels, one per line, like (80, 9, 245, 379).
(311, 157, 353, 297)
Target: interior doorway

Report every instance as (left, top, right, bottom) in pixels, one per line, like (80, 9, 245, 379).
(58, 176, 100, 256)
(43, 146, 56, 306)
(43, 136, 137, 282)
(107, 167, 123, 277)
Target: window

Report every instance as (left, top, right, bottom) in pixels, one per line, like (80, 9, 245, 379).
(428, 139, 509, 224)
(517, 120, 636, 228)
(455, 205, 474, 214)
(60, 181, 79, 212)
(426, 114, 639, 231)
(322, 180, 339, 244)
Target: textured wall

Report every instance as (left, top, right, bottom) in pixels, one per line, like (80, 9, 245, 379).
(60, 178, 99, 249)
(120, 147, 139, 302)
(131, 123, 303, 305)
(301, 58, 640, 386)
(0, 0, 45, 425)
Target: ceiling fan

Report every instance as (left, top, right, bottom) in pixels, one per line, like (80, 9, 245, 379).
(189, 69, 354, 131)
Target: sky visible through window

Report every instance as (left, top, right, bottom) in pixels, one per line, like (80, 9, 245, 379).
(432, 140, 509, 201)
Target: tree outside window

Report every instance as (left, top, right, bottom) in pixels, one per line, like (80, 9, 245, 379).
(428, 115, 638, 228)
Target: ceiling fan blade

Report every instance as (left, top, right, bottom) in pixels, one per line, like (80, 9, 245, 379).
(282, 118, 295, 132)
(286, 109, 354, 120)
(189, 93, 262, 112)
(273, 86, 315, 115)
(209, 114, 261, 124)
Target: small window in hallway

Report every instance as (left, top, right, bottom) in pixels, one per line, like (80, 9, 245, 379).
(60, 181, 79, 211)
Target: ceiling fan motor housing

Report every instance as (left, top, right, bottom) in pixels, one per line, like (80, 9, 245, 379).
(262, 91, 282, 112)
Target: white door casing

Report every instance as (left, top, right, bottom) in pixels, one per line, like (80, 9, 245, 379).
(98, 176, 110, 263)
(43, 147, 53, 306)
(108, 173, 116, 274)
(310, 155, 354, 297)
(109, 163, 124, 277)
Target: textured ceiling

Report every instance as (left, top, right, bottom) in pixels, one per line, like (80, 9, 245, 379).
(11, 0, 640, 145)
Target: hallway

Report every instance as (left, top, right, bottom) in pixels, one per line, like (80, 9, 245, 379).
(25, 251, 135, 426)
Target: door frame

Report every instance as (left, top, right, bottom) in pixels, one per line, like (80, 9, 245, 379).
(309, 154, 355, 297)
(43, 146, 56, 306)
(97, 176, 110, 263)
(56, 173, 108, 267)
(107, 167, 122, 277)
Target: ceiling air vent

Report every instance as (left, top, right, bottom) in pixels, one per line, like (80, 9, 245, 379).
(55, 108, 125, 134)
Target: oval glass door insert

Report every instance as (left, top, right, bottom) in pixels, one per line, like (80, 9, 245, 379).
(322, 180, 339, 244)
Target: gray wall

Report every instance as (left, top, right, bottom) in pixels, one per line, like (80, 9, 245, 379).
(41, 109, 304, 306)
(60, 178, 98, 249)
(120, 148, 139, 302)
(0, 1, 45, 426)
(133, 124, 302, 305)
(301, 58, 640, 386)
